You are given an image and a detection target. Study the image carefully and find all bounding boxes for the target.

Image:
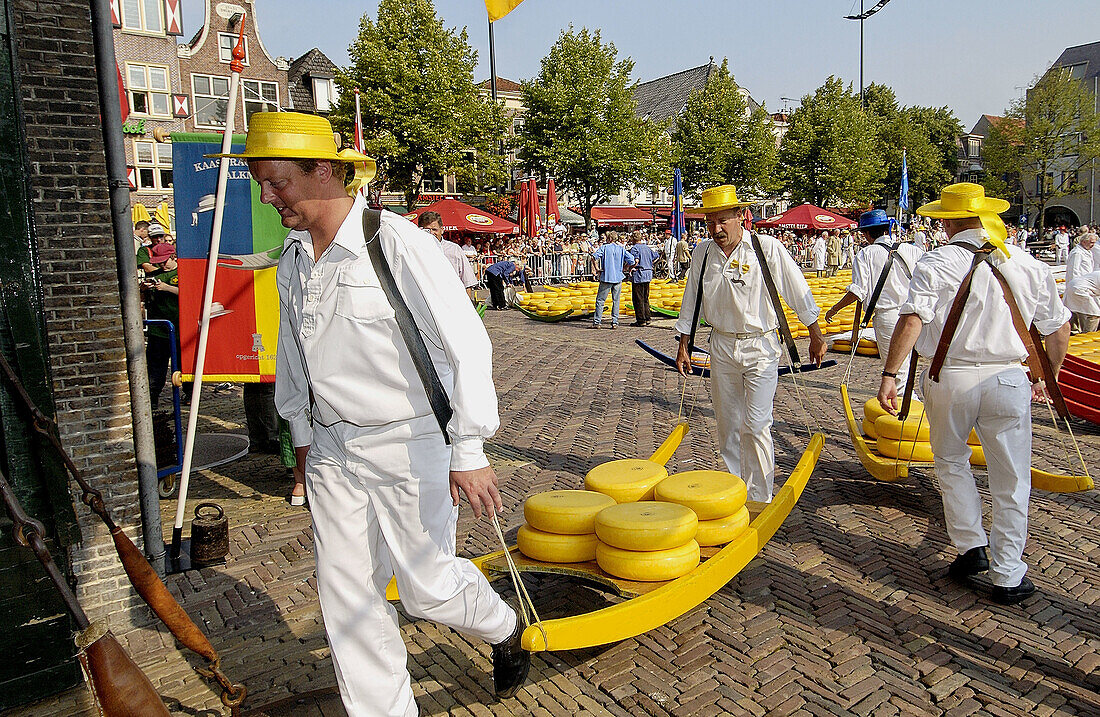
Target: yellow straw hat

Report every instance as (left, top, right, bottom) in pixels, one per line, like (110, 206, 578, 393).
(917, 182, 1010, 256)
(699, 185, 754, 213)
(206, 112, 376, 193)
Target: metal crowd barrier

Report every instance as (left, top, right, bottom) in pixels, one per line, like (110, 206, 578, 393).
(469, 252, 598, 286)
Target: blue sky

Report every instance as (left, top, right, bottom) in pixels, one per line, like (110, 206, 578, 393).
(186, 0, 1100, 130)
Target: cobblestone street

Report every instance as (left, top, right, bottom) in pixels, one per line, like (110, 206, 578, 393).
(12, 310, 1100, 717)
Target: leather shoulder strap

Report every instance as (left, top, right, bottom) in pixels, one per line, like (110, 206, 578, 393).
(363, 209, 453, 443)
(928, 243, 995, 382)
(750, 234, 800, 366)
(687, 244, 709, 352)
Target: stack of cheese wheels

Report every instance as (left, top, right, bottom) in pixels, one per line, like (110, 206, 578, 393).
(584, 459, 669, 503)
(593, 502, 700, 581)
(868, 398, 985, 466)
(518, 490, 615, 563)
(654, 470, 750, 548)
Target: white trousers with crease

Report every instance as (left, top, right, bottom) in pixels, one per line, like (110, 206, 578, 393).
(306, 415, 515, 717)
(922, 363, 1032, 587)
(708, 331, 780, 502)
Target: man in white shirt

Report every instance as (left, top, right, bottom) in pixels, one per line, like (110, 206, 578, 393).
(824, 210, 924, 389)
(418, 210, 478, 301)
(1065, 231, 1099, 332)
(1054, 226, 1070, 263)
(811, 231, 827, 276)
(675, 185, 826, 503)
(877, 183, 1070, 605)
(222, 112, 527, 715)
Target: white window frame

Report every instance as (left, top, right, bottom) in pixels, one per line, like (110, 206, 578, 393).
(120, 0, 164, 34)
(311, 76, 335, 112)
(133, 139, 173, 191)
(126, 62, 172, 118)
(192, 73, 231, 129)
(967, 137, 980, 158)
(217, 32, 250, 65)
(241, 80, 280, 126)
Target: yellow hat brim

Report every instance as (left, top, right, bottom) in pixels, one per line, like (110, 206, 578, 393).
(917, 197, 1009, 218)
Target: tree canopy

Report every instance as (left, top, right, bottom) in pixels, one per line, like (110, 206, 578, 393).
(514, 26, 667, 226)
(778, 76, 882, 207)
(670, 59, 778, 197)
(982, 67, 1100, 228)
(333, 0, 508, 208)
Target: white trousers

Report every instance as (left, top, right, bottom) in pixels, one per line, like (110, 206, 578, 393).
(708, 331, 780, 502)
(872, 308, 911, 393)
(306, 416, 516, 717)
(922, 364, 1032, 587)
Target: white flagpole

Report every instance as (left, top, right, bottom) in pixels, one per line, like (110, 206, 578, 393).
(169, 19, 247, 565)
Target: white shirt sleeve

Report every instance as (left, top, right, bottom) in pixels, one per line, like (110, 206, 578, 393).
(274, 252, 314, 448)
(1032, 263, 1072, 337)
(848, 248, 869, 302)
(385, 220, 500, 471)
(899, 259, 939, 324)
(673, 243, 708, 336)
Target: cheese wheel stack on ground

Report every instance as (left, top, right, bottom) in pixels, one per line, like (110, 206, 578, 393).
(864, 398, 985, 466)
(654, 470, 750, 548)
(518, 490, 615, 563)
(593, 502, 700, 581)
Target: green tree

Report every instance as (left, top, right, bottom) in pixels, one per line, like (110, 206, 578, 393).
(863, 84, 961, 208)
(670, 59, 778, 197)
(515, 27, 667, 226)
(333, 0, 509, 208)
(982, 67, 1100, 229)
(778, 76, 883, 207)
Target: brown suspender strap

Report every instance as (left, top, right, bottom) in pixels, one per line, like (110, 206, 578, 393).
(686, 245, 710, 353)
(987, 265, 1071, 421)
(850, 300, 862, 345)
(927, 244, 996, 382)
(750, 234, 801, 367)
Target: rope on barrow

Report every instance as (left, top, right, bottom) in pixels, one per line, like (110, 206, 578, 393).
(490, 512, 547, 648)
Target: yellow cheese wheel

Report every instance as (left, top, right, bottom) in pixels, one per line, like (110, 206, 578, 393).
(969, 444, 986, 466)
(517, 525, 598, 563)
(864, 397, 922, 425)
(594, 502, 698, 551)
(585, 459, 669, 503)
(874, 412, 930, 442)
(595, 540, 701, 582)
(654, 471, 747, 520)
(695, 506, 750, 547)
(875, 437, 936, 463)
(523, 490, 616, 535)
(862, 416, 878, 439)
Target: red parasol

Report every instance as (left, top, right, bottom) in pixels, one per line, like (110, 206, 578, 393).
(756, 203, 856, 231)
(404, 198, 519, 234)
(518, 179, 528, 235)
(527, 178, 541, 237)
(546, 177, 559, 228)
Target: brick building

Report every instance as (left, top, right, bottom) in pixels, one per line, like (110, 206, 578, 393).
(112, 0, 187, 213)
(177, 0, 289, 135)
(4, 0, 149, 710)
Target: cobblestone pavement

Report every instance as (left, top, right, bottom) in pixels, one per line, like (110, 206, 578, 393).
(10, 309, 1100, 717)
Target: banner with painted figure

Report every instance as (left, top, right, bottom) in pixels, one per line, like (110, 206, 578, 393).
(171, 132, 286, 382)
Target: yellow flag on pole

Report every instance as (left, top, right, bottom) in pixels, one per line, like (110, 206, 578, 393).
(485, 0, 525, 22)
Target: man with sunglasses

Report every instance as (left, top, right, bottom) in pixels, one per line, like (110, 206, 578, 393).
(676, 185, 826, 503)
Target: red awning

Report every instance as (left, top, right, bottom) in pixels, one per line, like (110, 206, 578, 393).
(653, 208, 706, 221)
(403, 198, 518, 234)
(756, 203, 856, 231)
(580, 205, 654, 227)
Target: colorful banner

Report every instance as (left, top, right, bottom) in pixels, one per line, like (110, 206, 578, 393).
(485, 0, 526, 22)
(172, 132, 286, 382)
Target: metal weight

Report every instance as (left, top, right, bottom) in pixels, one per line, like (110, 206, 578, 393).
(190, 502, 228, 565)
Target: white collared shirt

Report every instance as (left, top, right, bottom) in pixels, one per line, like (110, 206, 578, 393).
(848, 237, 924, 311)
(900, 228, 1069, 363)
(674, 234, 820, 336)
(437, 236, 478, 288)
(1064, 269, 1100, 315)
(1066, 244, 1095, 284)
(275, 194, 499, 471)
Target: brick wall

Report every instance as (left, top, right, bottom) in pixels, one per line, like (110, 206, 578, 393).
(14, 0, 147, 629)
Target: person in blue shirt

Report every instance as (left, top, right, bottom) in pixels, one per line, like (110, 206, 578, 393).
(590, 232, 636, 328)
(628, 231, 657, 326)
(485, 259, 526, 309)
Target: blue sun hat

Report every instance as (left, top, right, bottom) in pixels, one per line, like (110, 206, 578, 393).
(857, 209, 891, 230)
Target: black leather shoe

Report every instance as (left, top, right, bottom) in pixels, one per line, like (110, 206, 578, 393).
(991, 577, 1036, 605)
(491, 611, 530, 699)
(947, 546, 989, 581)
